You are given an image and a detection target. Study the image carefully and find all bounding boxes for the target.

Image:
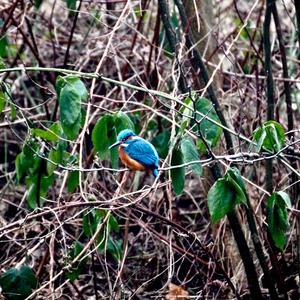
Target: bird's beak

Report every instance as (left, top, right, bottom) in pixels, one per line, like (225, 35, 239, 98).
(108, 141, 121, 149)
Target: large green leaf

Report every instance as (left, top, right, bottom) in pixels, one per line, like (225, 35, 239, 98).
(59, 85, 82, 140)
(224, 168, 247, 205)
(47, 149, 60, 175)
(267, 191, 290, 250)
(67, 170, 79, 193)
(207, 167, 248, 223)
(15, 152, 29, 182)
(192, 98, 223, 153)
(15, 140, 39, 182)
(0, 266, 37, 300)
(171, 147, 185, 195)
(108, 127, 118, 168)
(226, 167, 247, 195)
(56, 76, 87, 102)
(208, 179, 235, 223)
(180, 137, 202, 175)
(151, 131, 171, 159)
(92, 114, 115, 160)
(253, 120, 285, 152)
(31, 128, 58, 142)
(56, 76, 88, 140)
(65, 0, 77, 10)
(114, 111, 135, 133)
(26, 174, 54, 209)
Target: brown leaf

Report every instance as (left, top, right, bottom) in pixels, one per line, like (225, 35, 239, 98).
(166, 283, 189, 300)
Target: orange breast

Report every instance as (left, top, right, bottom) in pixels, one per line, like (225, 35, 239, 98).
(118, 146, 146, 171)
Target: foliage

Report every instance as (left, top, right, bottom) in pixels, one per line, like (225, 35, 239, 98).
(0, 1, 299, 299)
(66, 241, 88, 282)
(170, 146, 185, 195)
(208, 167, 247, 223)
(83, 209, 122, 261)
(56, 76, 88, 140)
(253, 120, 286, 152)
(267, 191, 291, 250)
(191, 97, 223, 153)
(0, 266, 37, 300)
(92, 112, 134, 168)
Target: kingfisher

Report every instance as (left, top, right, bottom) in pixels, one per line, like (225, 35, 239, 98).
(109, 129, 160, 177)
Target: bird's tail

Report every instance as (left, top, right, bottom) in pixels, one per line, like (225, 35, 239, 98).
(153, 168, 158, 177)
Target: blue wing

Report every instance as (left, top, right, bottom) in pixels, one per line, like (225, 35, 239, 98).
(125, 139, 159, 169)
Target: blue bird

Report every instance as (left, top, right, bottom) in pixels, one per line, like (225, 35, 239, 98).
(109, 129, 160, 177)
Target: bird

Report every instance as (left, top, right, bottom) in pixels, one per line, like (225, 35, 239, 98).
(109, 129, 159, 177)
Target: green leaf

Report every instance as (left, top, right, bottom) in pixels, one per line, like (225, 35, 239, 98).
(267, 192, 290, 250)
(66, 241, 87, 282)
(0, 57, 6, 69)
(83, 209, 106, 237)
(83, 209, 122, 261)
(55, 75, 65, 96)
(151, 131, 171, 159)
(34, 0, 43, 8)
(10, 102, 16, 119)
(80, 108, 86, 127)
(31, 123, 62, 142)
(108, 214, 119, 232)
(277, 191, 292, 209)
(15, 140, 39, 182)
(0, 266, 37, 300)
(226, 167, 247, 195)
(56, 75, 88, 100)
(253, 121, 285, 152)
(47, 149, 59, 175)
(114, 111, 135, 133)
(59, 85, 81, 140)
(63, 76, 88, 102)
(192, 98, 223, 153)
(208, 179, 236, 223)
(208, 168, 248, 223)
(180, 137, 202, 175)
(225, 168, 247, 205)
(65, 0, 77, 10)
(108, 127, 118, 168)
(26, 174, 54, 209)
(0, 89, 5, 114)
(179, 96, 193, 132)
(31, 128, 58, 142)
(171, 147, 185, 195)
(67, 170, 79, 193)
(107, 237, 123, 261)
(92, 114, 115, 160)
(60, 85, 81, 125)
(56, 76, 87, 140)
(0, 35, 9, 58)
(15, 153, 24, 182)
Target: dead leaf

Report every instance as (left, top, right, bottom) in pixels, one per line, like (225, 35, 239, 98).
(166, 283, 189, 300)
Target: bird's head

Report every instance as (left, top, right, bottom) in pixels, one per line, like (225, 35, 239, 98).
(109, 129, 136, 149)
